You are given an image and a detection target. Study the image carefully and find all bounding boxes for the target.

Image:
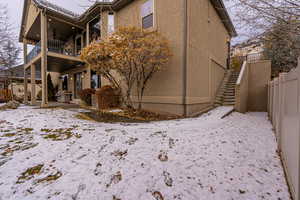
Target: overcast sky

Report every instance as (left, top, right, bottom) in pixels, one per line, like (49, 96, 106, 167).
(3, 0, 246, 62)
(5, 0, 93, 35)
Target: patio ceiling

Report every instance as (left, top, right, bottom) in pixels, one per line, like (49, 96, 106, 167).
(27, 54, 84, 73)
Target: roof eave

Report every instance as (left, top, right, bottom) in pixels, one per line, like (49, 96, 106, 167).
(19, 0, 30, 43)
(112, 0, 134, 11)
(212, 0, 237, 37)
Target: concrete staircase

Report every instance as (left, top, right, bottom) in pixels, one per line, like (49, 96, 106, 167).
(214, 71, 240, 106)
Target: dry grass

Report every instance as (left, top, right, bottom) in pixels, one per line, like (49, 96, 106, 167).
(41, 128, 81, 141)
(17, 164, 44, 184)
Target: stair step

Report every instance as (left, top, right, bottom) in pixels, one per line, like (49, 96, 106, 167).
(223, 96, 235, 99)
(223, 103, 235, 106)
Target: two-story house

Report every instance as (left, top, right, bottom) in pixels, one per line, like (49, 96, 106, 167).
(20, 0, 236, 116)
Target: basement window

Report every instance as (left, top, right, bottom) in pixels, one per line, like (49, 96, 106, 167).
(141, 0, 154, 29)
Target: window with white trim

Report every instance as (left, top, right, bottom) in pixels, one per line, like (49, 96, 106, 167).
(108, 12, 115, 34)
(141, 0, 154, 29)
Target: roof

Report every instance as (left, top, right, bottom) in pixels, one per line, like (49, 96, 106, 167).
(33, 0, 80, 18)
(19, 0, 237, 41)
(210, 0, 237, 37)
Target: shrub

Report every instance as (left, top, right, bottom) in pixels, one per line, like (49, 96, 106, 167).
(78, 88, 96, 106)
(47, 74, 55, 101)
(81, 26, 172, 110)
(95, 85, 120, 110)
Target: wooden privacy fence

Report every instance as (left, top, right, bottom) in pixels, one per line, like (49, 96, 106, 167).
(268, 58, 300, 200)
(0, 89, 12, 102)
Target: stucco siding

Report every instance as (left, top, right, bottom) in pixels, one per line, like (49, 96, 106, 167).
(187, 0, 229, 106)
(115, 0, 185, 101)
(25, 1, 40, 36)
(248, 60, 271, 111)
(211, 60, 226, 98)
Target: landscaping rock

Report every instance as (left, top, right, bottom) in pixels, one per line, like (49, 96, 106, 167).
(0, 100, 20, 110)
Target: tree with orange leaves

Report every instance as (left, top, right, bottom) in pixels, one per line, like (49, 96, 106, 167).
(81, 26, 172, 110)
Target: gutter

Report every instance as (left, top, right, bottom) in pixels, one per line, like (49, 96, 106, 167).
(182, 0, 188, 116)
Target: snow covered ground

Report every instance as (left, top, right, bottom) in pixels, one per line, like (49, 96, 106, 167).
(0, 106, 291, 200)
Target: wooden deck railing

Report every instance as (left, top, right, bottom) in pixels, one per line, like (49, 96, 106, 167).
(0, 89, 12, 102)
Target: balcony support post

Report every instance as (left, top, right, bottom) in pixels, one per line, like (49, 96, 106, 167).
(41, 12, 48, 107)
(31, 64, 36, 105)
(86, 22, 90, 45)
(23, 40, 28, 104)
(85, 22, 92, 89)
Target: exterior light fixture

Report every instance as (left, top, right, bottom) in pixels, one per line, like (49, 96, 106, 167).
(72, 27, 75, 30)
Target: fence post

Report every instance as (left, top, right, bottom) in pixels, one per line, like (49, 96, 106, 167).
(278, 72, 287, 151)
(267, 82, 270, 115)
(270, 81, 274, 122)
(297, 57, 300, 200)
(273, 78, 279, 131)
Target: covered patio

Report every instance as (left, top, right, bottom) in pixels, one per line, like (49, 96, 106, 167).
(23, 52, 84, 107)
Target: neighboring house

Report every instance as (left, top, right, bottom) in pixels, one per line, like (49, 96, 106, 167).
(231, 38, 264, 62)
(20, 0, 236, 116)
(0, 65, 42, 98)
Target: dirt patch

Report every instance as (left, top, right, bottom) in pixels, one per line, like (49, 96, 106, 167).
(106, 171, 122, 188)
(76, 109, 180, 123)
(111, 150, 128, 160)
(158, 151, 168, 162)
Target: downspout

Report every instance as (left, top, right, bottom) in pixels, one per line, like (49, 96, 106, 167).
(182, 0, 188, 116)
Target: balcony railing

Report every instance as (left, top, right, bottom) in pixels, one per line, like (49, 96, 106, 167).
(26, 41, 41, 63)
(26, 40, 78, 63)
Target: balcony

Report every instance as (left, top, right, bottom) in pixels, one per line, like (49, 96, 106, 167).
(26, 40, 79, 64)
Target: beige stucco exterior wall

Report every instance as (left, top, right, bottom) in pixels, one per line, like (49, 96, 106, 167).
(211, 60, 226, 98)
(9, 82, 42, 98)
(248, 60, 271, 111)
(115, 0, 185, 115)
(235, 63, 249, 113)
(24, 1, 40, 37)
(186, 0, 230, 115)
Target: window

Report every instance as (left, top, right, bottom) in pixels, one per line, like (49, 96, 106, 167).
(62, 75, 68, 91)
(91, 71, 101, 89)
(141, 0, 154, 29)
(108, 12, 115, 34)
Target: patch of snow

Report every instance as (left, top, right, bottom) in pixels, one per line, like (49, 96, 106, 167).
(0, 107, 291, 200)
(108, 109, 123, 113)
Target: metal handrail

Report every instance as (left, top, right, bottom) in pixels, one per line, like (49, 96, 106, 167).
(26, 39, 78, 63)
(26, 41, 41, 63)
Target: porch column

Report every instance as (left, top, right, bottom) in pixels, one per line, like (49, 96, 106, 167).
(23, 40, 28, 104)
(86, 68, 91, 88)
(41, 12, 48, 107)
(100, 11, 109, 39)
(86, 22, 90, 45)
(31, 64, 36, 105)
(86, 22, 92, 88)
